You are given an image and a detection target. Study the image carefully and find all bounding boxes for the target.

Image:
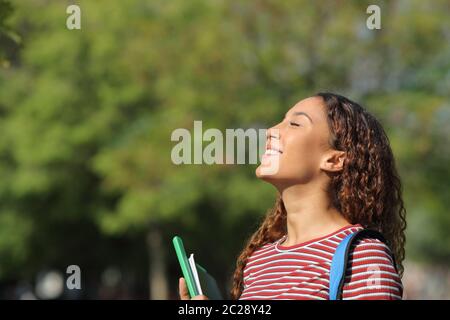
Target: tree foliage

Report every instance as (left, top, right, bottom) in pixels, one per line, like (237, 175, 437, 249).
(0, 0, 449, 297)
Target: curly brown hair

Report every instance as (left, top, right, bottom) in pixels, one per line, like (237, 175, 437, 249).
(229, 92, 407, 300)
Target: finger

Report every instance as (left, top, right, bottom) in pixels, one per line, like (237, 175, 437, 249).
(179, 277, 190, 300)
(192, 295, 209, 300)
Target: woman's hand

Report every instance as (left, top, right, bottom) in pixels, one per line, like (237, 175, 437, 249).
(178, 277, 209, 300)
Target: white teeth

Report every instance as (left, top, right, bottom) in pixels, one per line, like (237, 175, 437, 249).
(265, 149, 280, 155)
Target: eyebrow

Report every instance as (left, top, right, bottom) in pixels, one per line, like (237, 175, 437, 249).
(289, 111, 314, 124)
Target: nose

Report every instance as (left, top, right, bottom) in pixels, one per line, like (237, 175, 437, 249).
(266, 125, 281, 140)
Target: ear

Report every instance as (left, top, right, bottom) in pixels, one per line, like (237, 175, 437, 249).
(320, 150, 346, 173)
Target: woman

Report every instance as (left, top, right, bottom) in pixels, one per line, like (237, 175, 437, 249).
(179, 92, 406, 300)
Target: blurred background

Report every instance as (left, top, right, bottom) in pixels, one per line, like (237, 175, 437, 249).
(0, 0, 449, 300)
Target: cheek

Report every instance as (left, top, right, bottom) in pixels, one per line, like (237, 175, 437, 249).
(282, 134, 322, 172)
(285, 133, 318, 158)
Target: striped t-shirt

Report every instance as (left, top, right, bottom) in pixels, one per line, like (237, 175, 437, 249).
(239, 224, 403, 300)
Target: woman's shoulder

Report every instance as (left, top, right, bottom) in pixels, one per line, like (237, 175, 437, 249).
(342, 236, 403, 299)
(351, 237, 395, 264)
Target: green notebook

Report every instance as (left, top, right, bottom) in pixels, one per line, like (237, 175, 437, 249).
(172, 236, 224, 300)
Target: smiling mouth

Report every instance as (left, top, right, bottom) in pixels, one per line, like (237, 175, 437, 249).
(264, 138, 283, 156)
(263, 148, 283, 156)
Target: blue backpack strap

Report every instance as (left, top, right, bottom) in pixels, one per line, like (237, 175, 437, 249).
(329, 229, 387, 300)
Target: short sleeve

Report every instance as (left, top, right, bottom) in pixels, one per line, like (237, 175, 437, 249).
(341, 238, 403, 300)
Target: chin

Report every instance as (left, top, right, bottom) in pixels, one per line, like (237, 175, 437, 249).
(255, 166, 285, 193)
(256, 154, 282, 177)
(255, 165, 279, 180)
(256, 165, 303, 192)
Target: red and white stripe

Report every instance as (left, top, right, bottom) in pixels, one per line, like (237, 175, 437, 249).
(239, 224, 403, 300)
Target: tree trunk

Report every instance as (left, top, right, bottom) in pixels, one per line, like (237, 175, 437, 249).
(147, 227, 169, 299)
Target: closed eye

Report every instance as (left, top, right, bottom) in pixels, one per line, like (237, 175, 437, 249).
(289, 121, 301, 127)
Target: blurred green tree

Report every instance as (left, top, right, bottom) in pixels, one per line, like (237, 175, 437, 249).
(0, 0, 20, 66)
(0, 0, 449, 299)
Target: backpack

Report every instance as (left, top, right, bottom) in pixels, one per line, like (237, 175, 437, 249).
(329, 229, 397, 300)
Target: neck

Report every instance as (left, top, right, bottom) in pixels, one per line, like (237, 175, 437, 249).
(279, 182, 350, 246)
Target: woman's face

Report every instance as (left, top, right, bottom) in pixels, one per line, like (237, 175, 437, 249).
(256, 96, 340, 188)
